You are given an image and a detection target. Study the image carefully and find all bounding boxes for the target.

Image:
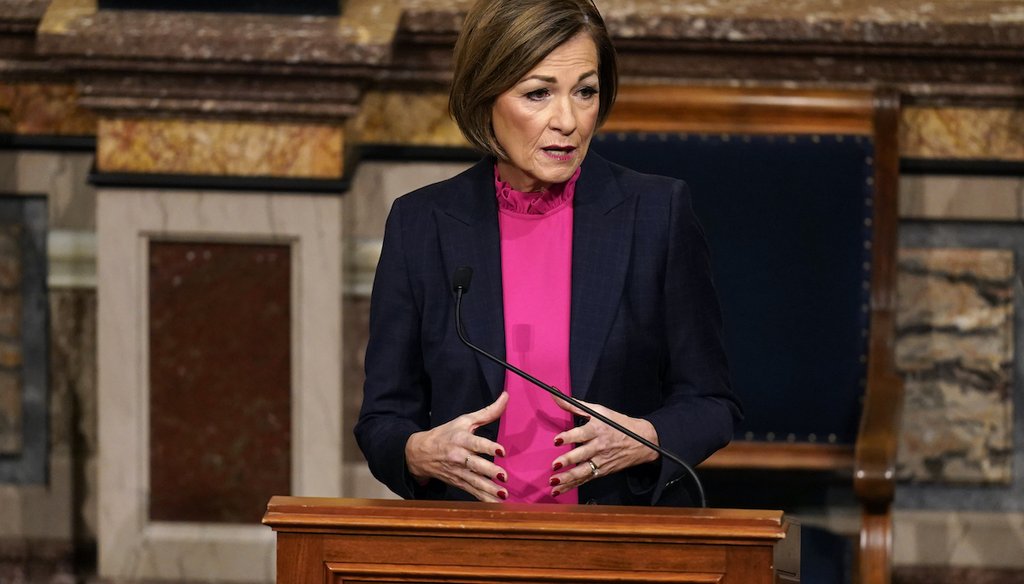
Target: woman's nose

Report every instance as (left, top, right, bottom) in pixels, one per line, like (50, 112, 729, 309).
(549, 97, 577, 135)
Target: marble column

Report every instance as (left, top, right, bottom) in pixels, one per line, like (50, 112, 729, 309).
(96, 189, 341, 581)
(33, 0, 391, 579)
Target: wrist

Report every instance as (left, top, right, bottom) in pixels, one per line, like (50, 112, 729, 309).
(637, 418, 661, 464)
(404, 432, 430, 486)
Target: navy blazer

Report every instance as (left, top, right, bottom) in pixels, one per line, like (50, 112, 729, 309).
(355, 152, 742, 506)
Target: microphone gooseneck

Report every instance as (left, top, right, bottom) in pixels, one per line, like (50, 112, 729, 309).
(451, 266, 707, 508)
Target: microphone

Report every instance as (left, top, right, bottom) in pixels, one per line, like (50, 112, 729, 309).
(451, 266, 707, 508)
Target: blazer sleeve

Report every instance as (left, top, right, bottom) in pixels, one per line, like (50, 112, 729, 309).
(354, 197, 439, 499)
(639, 180, 743, 505)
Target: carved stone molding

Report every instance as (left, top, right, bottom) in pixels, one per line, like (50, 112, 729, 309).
(22, 0, 1024, 124)
(33, 0, 401, 125)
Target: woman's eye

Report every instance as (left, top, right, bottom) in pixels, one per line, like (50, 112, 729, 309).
(577, 86, 599, 99)
(525, 88, 549, 101)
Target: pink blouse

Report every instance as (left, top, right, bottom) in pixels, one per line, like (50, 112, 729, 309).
(495, 166, 580, 504)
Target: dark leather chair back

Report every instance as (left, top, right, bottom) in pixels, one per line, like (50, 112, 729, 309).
(592, 132, 874, 448)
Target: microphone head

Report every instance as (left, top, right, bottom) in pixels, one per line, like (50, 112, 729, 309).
(452, 266, 474, 293)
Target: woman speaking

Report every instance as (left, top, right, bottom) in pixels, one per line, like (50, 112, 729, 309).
(355, 0, 742, 506)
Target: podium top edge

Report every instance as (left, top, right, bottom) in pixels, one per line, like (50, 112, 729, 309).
(262, 496, 791, 541)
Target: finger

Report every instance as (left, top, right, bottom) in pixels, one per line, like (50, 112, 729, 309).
(463, 434, 506, 458)
(466, 391, 509, 426)
(459, 469, 507, 502)
(469, 456, 508, 484)
(551, 440, 600, 473)
(464, 450, 508, 483)
(553, 421, 596, 448)
(551, 393, 590, 417)
(550, 463, 598, 494)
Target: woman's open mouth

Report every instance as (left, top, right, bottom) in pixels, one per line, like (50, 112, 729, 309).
(541, 145, 576, 161)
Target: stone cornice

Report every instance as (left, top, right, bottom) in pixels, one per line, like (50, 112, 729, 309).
(2, 0, 1022, 125)
(27, 0, 401, 122)
(37, 0, 398, 66)
(401, 0, 1024, 47)
(394, 0, 1024, 103)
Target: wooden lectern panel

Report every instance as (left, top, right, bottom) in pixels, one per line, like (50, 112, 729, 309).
(264, 497, 799, 584)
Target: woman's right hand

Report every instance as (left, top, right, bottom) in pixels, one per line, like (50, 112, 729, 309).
(404, 391, 510, 502)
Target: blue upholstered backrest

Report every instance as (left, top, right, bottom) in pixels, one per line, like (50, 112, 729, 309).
(592, 133, 874, 446)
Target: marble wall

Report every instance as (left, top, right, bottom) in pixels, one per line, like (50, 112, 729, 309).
(0, 196, 50, 486)
(902, 107, 1024, 162)
(97, 119, 344, 179)
(900, 175, 1024, 222)
(0, 150, 93, 547)
(896, 249, 1015, 483)
(0, 224, 23, 455)
(0, 82, 95, 137)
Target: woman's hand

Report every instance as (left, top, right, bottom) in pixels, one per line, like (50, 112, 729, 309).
(404, 392, 510, 502)
(548, 397, 659, 497)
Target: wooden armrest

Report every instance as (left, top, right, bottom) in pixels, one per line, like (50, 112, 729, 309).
(700, 441, 854, 472)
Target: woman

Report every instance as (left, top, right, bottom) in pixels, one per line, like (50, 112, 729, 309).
(355, 0, 741, 507)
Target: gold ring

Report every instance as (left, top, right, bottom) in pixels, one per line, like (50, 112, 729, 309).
(587, 460, 599, 477)
(465, 455, 472, 470)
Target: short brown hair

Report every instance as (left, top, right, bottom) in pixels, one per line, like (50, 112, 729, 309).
(449, 0, 618, 159)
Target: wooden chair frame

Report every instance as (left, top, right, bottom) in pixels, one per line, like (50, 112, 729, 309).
(603, 85, 903, 584)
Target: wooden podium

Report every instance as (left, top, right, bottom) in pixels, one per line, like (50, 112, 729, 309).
(263, 497, 799, 583)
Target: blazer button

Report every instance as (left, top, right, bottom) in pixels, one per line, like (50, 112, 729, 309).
(585, 499, 598, 505)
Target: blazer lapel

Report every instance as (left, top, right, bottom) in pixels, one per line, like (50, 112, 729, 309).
(435, 159, 507, 399)
(570, 154, 635, 400)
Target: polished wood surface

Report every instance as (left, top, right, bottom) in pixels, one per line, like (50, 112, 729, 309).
(701, 442, 855, 471)
(605, 84, 904, 584)
(853, 89, 903, 584)
(605, 85, 876, 136)
(264, 496, 799, 584)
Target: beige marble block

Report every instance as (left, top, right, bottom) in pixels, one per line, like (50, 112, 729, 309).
(902, 107, 1024, 161)
(900, 175, 1024, 221)
(896, 248, 1014, 483)
(0, 151, 98, 231)
(353, 90, 469, 147)
(97, 189, 342, 582)
(894, 511, 1024, 569)
(97, 118, 344, 179)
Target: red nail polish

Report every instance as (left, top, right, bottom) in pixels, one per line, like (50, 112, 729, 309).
(549, 477, 560, 486)
(495, 448, 505, 458)
(498, 490, 508, 500)
(551, 490, 560, 498)
(497, 473, 506, 483)
(554, 438, 563, 446)
(552, 462, 563, 471)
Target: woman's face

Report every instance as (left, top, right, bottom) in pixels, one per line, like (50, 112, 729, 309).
(492, 33, 600, 192)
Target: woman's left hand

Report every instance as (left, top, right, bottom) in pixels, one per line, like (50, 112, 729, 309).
(548, 397, 660, 496)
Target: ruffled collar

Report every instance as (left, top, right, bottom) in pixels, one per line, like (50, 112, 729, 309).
(494, 165, 580, 215)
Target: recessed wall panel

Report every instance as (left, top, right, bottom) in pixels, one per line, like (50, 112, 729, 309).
(148, 241, 291, 523)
